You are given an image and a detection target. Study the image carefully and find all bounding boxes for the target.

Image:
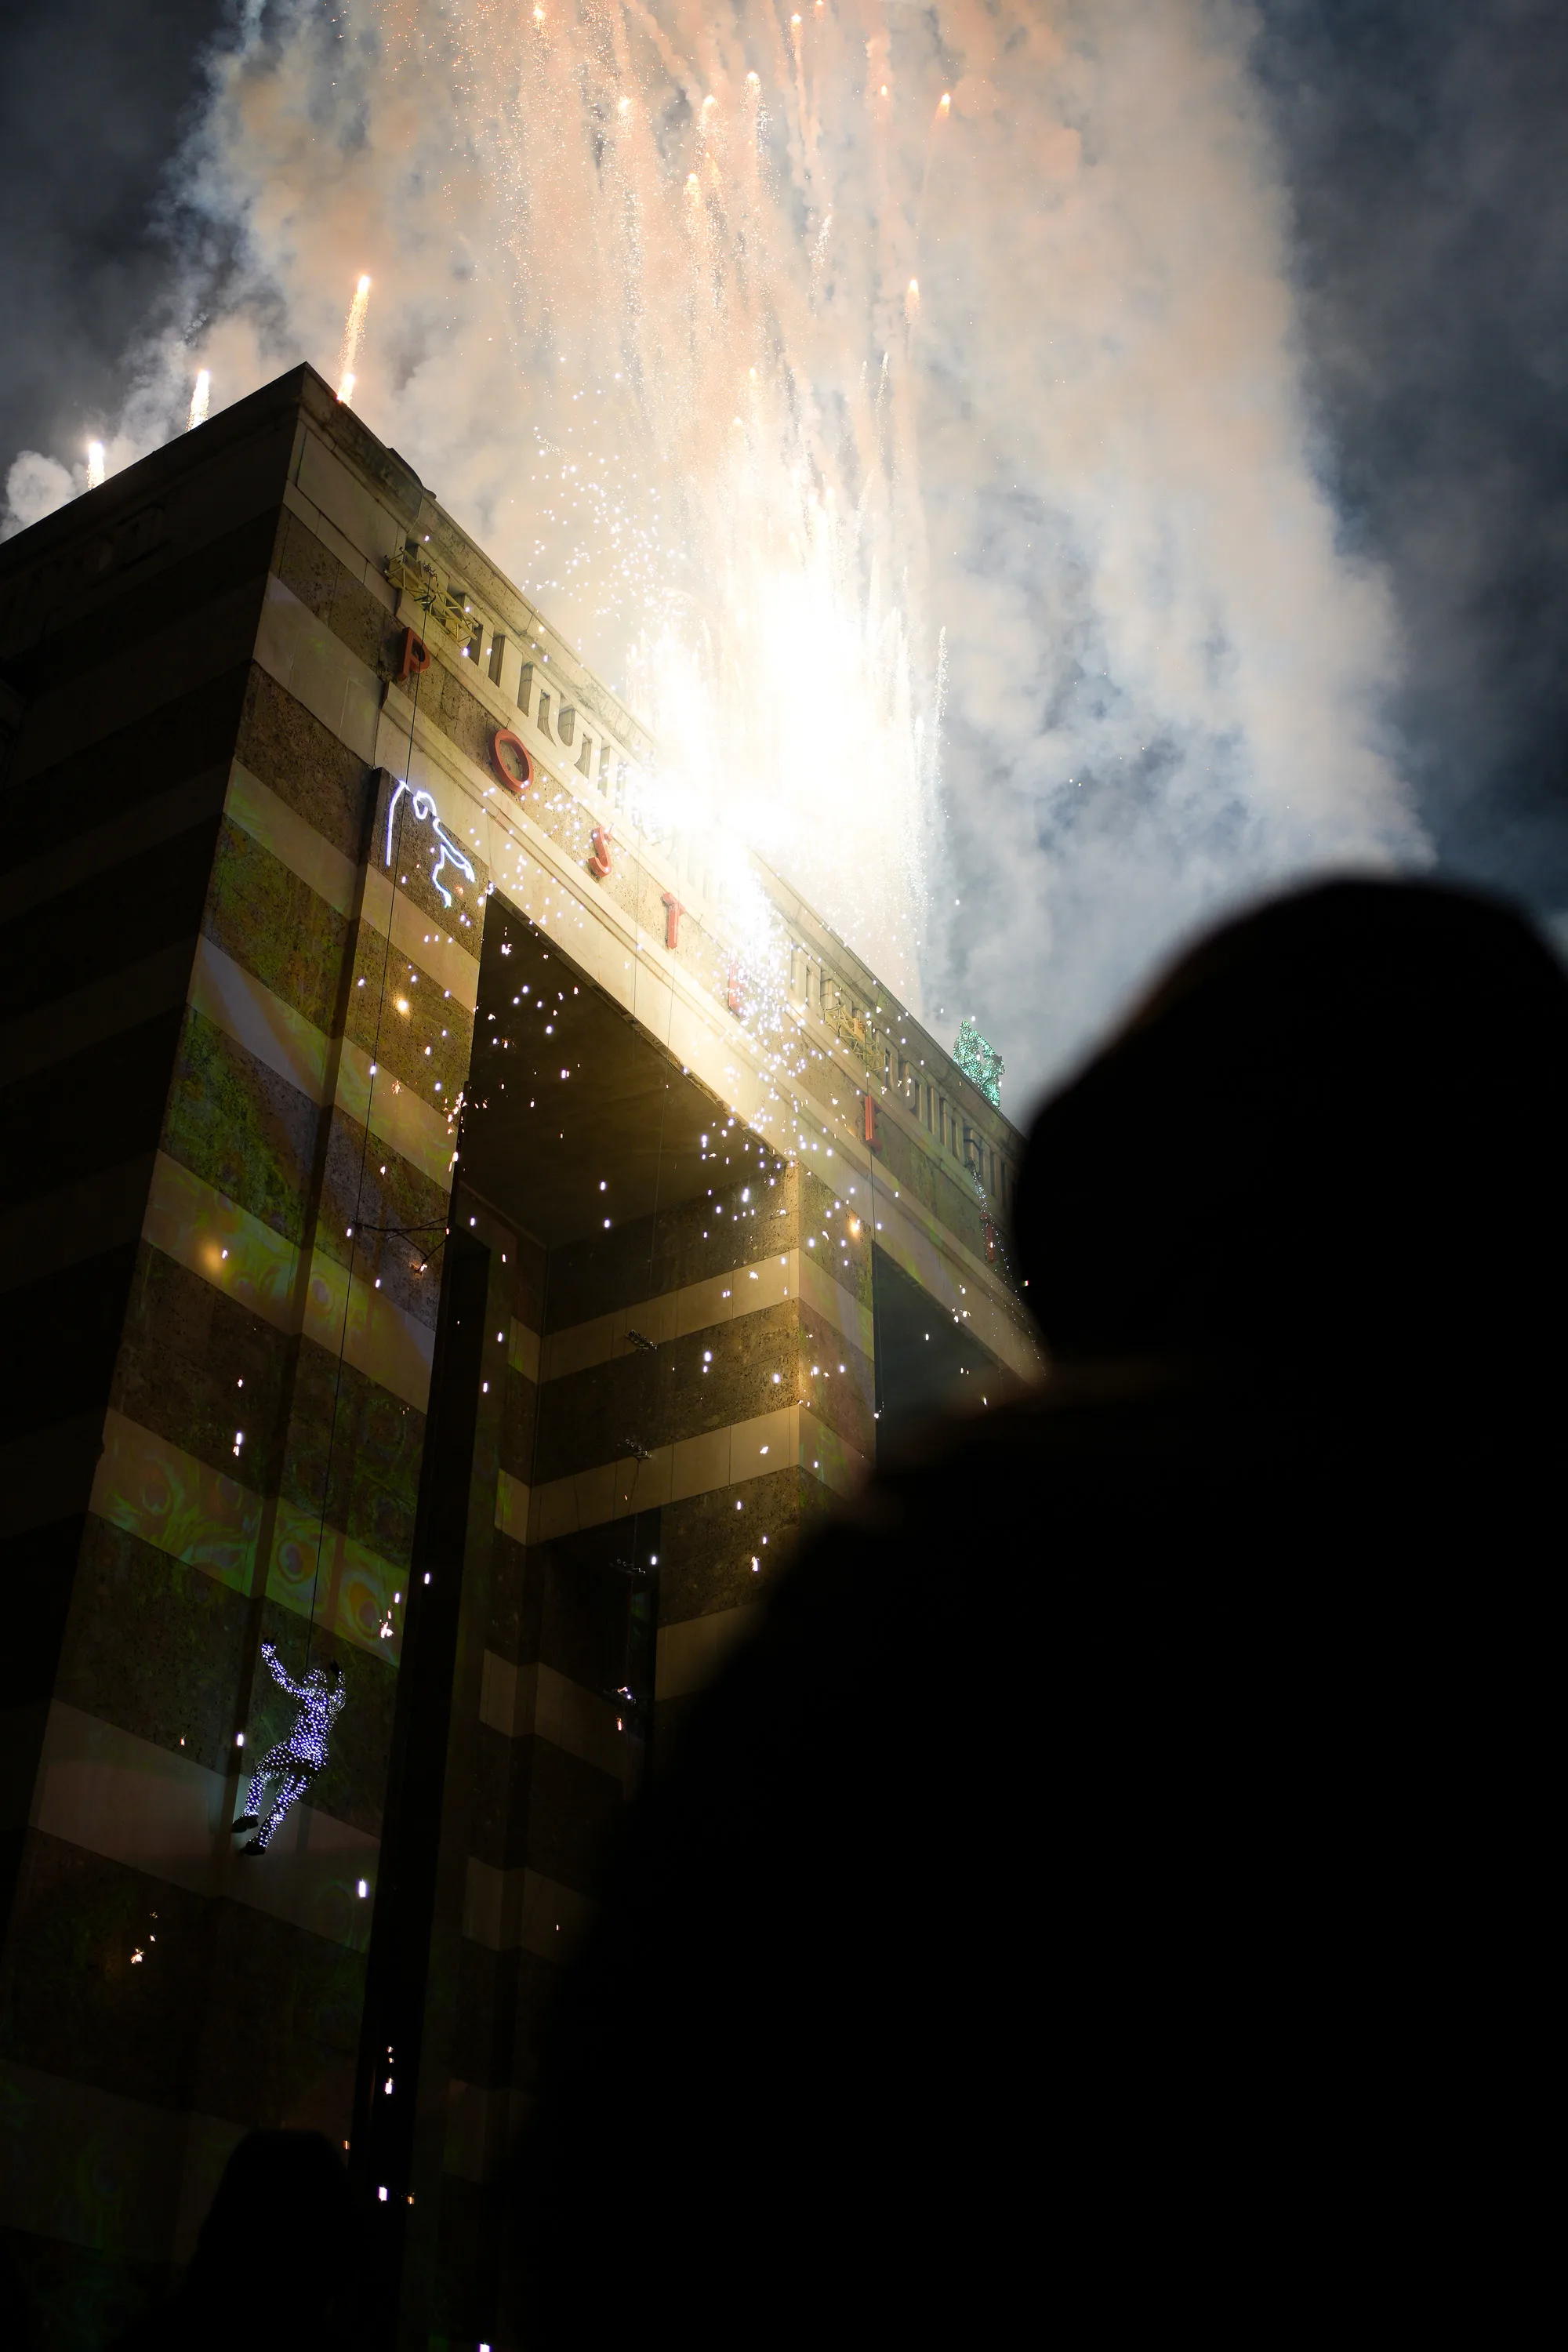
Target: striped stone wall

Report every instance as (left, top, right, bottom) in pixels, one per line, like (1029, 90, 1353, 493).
(1, 389, 299, 2344)
(525, 1160, 873, 1737)
(0, 368, 492, 2346)
(398, 1127, 876, 2340)
(419, 1203, 649, 2335)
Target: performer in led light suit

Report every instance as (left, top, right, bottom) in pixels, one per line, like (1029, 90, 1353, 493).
(233, 1644, 347, 1853)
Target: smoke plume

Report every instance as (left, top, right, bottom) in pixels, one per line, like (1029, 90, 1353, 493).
(5, 0, 1423, 1105)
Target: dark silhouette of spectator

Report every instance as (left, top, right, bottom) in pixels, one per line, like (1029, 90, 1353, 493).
(108, 2130, 367, 2349)
(516, 880, 1561, 2343)
(0, 2240, 28, 2352)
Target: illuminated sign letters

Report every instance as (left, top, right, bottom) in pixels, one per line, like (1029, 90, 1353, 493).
(492, 729, 532, 795)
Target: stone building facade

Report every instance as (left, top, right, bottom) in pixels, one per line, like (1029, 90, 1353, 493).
(0, 366, 1036, 2349)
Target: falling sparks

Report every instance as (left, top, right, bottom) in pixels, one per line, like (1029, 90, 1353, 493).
(336, 274, 372, 405)
(168, 7, 946, 1003)
(187, 369, 210, 430)
(465, 17, 937, 996)
(86, 441, 105, 488)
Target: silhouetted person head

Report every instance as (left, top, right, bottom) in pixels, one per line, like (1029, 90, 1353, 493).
(518, 876, 1559, 2348)
(0, 2239, 27, 2352)
(186, 2130, 358, 2314)
(110, 2130, 365, 2350)
(1015, 877, 1568, 1403)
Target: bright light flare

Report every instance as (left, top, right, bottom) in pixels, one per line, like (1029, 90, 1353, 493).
(628, 430, 931, 996)
(246, 9, 939, 1001)
(336, 274, 372, 405)
(187, 370, 211, 430)
(86, 441, 105, 488)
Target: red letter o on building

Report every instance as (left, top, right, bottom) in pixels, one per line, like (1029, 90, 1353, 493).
(492, 730, 532, 796)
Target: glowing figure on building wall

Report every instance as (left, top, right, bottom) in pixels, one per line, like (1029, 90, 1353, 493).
(384, 775, 476, 908)
(233, 1645, 347, 1853)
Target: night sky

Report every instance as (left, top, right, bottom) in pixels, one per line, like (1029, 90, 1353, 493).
(1258, 2, 1568, 915)
(5, 0, 1566, 927)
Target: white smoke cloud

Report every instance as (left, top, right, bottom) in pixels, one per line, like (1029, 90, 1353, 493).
(915, 1, 1423, 1103)
(13, 0, 1423, 1105)
(3, 449, 76, 532)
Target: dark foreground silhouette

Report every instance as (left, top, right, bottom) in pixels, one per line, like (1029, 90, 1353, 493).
(519, 880, 1561, 2341)
(109, 2130, 365, 2350)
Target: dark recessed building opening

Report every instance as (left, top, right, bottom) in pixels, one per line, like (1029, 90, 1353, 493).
(873, 1243, 1017, 1461)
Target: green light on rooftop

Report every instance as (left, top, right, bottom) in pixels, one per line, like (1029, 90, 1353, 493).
(953, 1018, 1004, 1109)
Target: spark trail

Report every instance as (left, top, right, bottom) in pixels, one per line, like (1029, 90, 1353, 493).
(336, 274, 372, 408)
